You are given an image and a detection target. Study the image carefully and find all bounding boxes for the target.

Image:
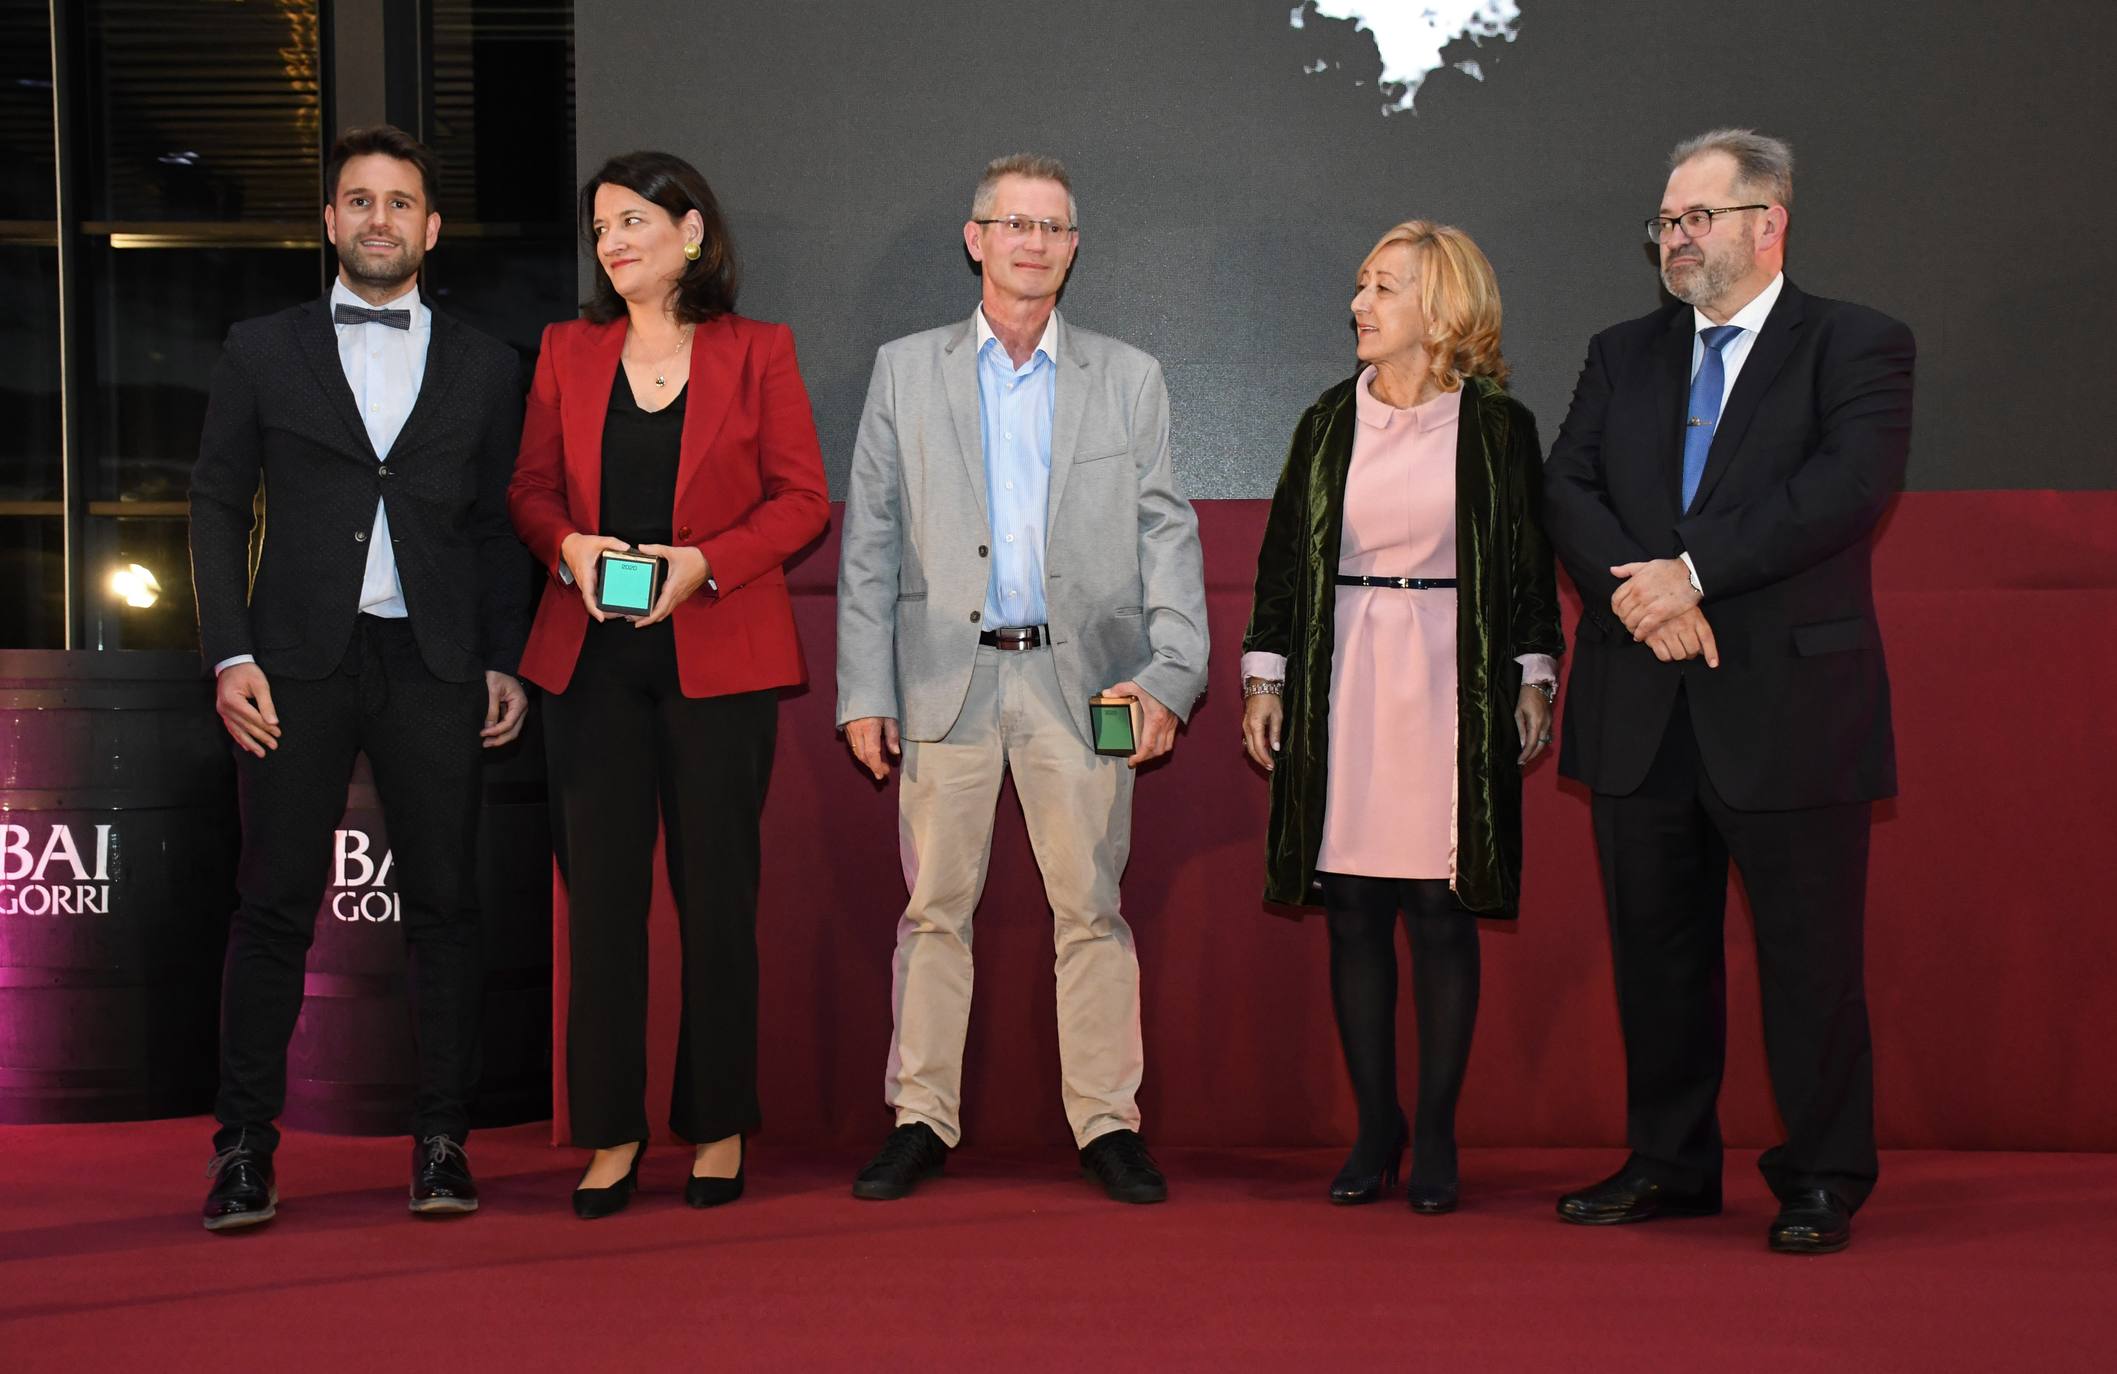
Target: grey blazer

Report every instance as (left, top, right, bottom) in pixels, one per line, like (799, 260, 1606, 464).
(836, 310, 1209, 745)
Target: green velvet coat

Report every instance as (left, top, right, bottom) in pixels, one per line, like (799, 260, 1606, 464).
(1243, 373, 1564, 916)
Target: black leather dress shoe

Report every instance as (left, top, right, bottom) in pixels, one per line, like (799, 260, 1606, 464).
(202, 1140, 277, 1233)
(1080, 1129, 1167, 1204)
(573, 1141, 646, 1220)
(410, 1135, 479, 1215)
(1556, 1167, 1720, 1225)
(852, 1122, 947, 1201)
(1769, 1188, 1852, 1254)
(685, 1137, 745, 1209)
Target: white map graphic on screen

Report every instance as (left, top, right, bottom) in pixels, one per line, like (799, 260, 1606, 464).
(1291, 1, 1524, 113)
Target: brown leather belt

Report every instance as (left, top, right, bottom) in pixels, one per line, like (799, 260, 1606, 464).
(978, 624, 1047, 651)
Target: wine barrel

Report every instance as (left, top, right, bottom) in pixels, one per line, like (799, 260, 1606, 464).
(281, 708, 553, 1134)
(0, 651, 238, 1124)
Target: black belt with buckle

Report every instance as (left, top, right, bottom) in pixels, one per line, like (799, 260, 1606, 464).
(978, 624, 1047, 650)
(1335, 575, 1458, 589)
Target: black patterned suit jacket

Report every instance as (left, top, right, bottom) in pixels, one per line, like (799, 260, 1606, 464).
(189, 293, 533, 682)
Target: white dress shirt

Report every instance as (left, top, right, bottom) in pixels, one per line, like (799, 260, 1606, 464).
(1678, 271, 1784, 593)
(216, 279, 428, 674)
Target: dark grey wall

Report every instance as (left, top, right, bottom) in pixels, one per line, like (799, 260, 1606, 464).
(578, 0, 2113, 495)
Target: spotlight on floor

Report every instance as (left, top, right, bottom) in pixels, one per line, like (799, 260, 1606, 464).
(108, 563, 161, 609)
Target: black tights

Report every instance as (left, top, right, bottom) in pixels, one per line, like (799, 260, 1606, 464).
(1323, 873, 1480, 1186)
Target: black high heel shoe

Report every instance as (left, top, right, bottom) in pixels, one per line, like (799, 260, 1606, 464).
(1406, 1143, 1460, 1214)
(572, 1140, 646, 1220)
(1329, 1116, 1409, 1206)
(685, 1136, 745, 1209)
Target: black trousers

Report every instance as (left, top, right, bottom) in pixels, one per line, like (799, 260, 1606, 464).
(215, 615, 488, 1153)
(1591, 690, 1878, 1209)
(544, 618, 776, 1148)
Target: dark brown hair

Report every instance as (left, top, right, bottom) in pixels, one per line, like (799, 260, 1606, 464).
(578, 151, 738, 324)
(324, 125, 439, 207)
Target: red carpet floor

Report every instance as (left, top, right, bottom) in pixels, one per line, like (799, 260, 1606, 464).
(2, 1121, 2111, 1372)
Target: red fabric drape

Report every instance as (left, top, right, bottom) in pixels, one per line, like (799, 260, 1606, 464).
(553, 491, 2117, 1152)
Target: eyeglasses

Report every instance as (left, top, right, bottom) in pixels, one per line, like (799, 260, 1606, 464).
(974, 215, 1078, 239)
(1644, 204, 1768, 244)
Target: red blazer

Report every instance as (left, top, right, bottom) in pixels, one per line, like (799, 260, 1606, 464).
(508, 313, 829, 698)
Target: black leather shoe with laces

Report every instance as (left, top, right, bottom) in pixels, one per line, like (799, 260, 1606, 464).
(852, 1122, 947, 1200)
(410, 1134, 479, 1215)
(1080, 1129, 1167, 1204)
(202, 1138, 277, 1233)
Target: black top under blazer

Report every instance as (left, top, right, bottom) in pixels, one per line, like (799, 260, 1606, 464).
(1540, 279, 1917, 812)
(189, 293, 533, 683)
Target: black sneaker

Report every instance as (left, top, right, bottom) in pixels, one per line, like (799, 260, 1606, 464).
(409, 1134, 479, 1215)
(852, 1122, 948, 1200)
(202, 1137, 277, 1233)
(1080, 1129, 1167, 1204)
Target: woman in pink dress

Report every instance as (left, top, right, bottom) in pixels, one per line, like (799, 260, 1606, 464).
(1241, 222, 1563, 1211)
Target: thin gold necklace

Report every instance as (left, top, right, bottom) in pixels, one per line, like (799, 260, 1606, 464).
(628, 324, 694, 388)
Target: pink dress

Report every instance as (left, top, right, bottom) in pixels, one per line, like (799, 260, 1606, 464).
(1316, 368, 1460, 881)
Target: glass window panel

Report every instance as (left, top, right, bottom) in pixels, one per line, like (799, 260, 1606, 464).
(425, 238, 572, 368)
(81, 241, 323, 503)
(0, 1, 56, 219)
(428, 0, 575, 225)
(80, 0, 321, 223)
(81, 514, 193, 652)
(0, 516, 64, 648)
(0, 244, 61, 501)
(423, 0, 576, 362)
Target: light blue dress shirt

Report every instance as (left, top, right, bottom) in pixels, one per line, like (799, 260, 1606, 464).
(973, 307, 1057, 629)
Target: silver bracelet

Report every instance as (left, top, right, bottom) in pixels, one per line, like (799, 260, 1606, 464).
(1243, 678, 1284, 698)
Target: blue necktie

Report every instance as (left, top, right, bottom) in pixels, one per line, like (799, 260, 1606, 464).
(1681, 325, 1742, 510)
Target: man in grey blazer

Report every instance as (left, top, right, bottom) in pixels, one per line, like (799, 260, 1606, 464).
(836, 153, 1208, 1204)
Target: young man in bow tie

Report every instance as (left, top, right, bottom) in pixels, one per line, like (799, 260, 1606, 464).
(188, 125, 533, 1231)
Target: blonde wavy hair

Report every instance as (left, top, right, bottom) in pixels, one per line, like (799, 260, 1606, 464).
(1360, 220, 1508, 393)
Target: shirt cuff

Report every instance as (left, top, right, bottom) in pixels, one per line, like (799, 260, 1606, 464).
(1515, 653, 1557, 687)
(214, 654, 256, 674)
(1241, 650, 1288, 682)
(1679, 551, 1703, 595)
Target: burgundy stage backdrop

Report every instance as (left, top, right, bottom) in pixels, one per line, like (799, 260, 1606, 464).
(550, 493, 2117, 1154)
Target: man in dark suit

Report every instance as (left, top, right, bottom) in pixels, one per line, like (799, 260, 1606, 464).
(1541, 129, 1915, 1254)
(188, 125, 533, 1231)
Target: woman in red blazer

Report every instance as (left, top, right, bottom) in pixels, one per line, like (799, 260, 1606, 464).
(509, 151, 827, 1219)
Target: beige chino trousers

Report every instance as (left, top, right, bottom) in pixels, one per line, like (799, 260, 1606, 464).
(886, 644, 1142, 1148)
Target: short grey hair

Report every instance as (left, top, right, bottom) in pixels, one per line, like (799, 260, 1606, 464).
(971, 152, 1079, 228)
(1670, 128, 1794, 212)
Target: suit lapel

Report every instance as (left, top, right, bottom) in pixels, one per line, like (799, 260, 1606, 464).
(570, 319, 626, 534)
(1044, 313, 1089, 522)
(941, 316, 989, 524)
(294, 296, 379, 462)
(392, 304, 464, 461)
(1687, 283, 1805, 515)
(676, 314, 745, 504)
(1650, 306, 1693, 523)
